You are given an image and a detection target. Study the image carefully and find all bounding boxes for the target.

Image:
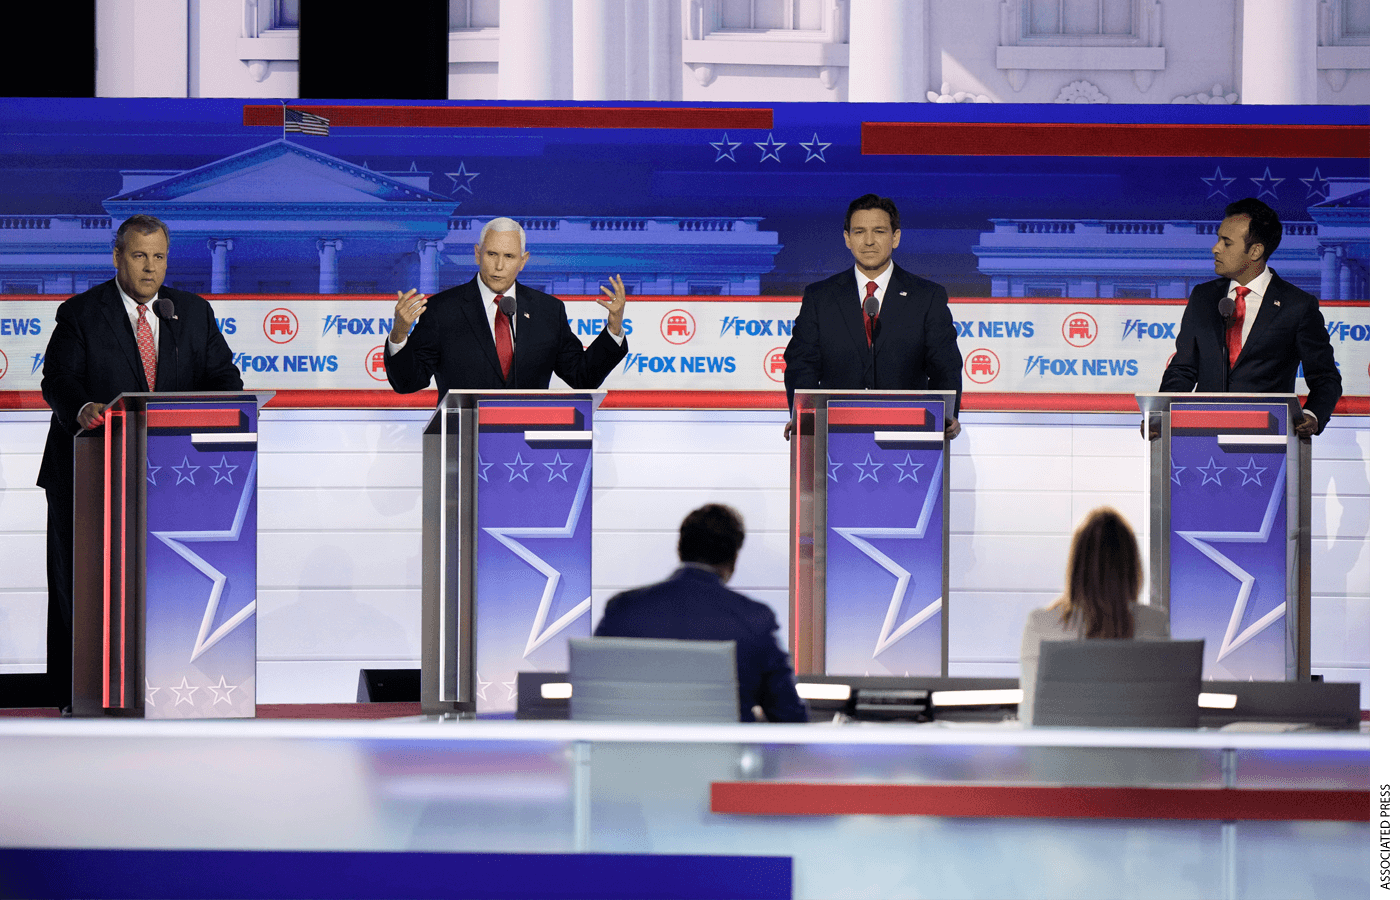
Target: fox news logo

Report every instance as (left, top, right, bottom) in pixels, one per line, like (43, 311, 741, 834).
(0, 317, 41, 337)
(623, 354, 736, 374)
(954, 320, 1034, 339)
(322, 315, 393, 337)
(569, 317, 633, 336)
(234, 353, 339, 373)
(1120, 319, 1177, 340)
(31, 353, 44, 375)
(1327, 322, 1369, 342)
(214, 318, 237, 335)
(720, 317, 794, 338)
(1024, 355, 1139, 377)
(263, 308, 299, 344)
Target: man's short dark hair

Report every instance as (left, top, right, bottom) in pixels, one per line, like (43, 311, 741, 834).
(677, 504, 745, 568)
(114, 214, 170, 253)
(845, 194, 900, 233)
(1223, 198, 1283, 261)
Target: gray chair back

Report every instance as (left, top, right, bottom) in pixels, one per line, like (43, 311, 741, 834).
(568, 637, 739, 723)
(1032, 639, 1204, 727)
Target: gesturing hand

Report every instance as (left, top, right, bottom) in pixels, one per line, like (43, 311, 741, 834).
(390, 289, 429, 343)
(599, 275, 627, 335)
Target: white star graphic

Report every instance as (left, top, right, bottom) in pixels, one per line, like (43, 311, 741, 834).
(171, 457, 200, 485)
(1236, 457, 1269, 487)
(1170, 457, 1186, 486)
(479, 460, 493, 482)
(709, 133, 741, 162)
(207, 676, 237, 705)
(543, 453, 573, 483)
(498, 677, 518, 704)
(171, 677, 199, 706)
(145, 678, 161, 706)
(1197, 457, 1226, 486)
(147, 461, 160, 486)
(1176, 467, 1287, 662)
(1249, 166, 1286, 200)
(504, 453, 533, 482)
(150, 457, 258, 663)
(893, 454, 923, 483)
(853, 453, 883, 483)
(1299, 167, 1329, 201)
(754, 133, 786, 162)
(477, 673, 494, 702)
(484, 456, 595, 657)
(828, 454, 842, 482)
(799, 132, 831, 162)
(1201, 166, 1235, 200)
(446, 161, 479, 195)
(209, 455, 238, 485)
(833, 457, 945, 657)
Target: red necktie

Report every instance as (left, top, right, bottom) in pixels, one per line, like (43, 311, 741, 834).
(863, 280, 878, 347)
(1227, 285, 1248, 368)
(136, 302, 157, 390)
(493, 294, 514, 380)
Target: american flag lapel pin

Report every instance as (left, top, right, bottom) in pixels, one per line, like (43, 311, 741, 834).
(899, 291, 907, 296)
(1273, 300, 1280, 306)
(524, 312, 531, 318)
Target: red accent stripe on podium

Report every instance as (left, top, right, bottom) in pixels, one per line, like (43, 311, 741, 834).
(1172, 410, 1274, 430)
(862, 123, 1370, 158)
(478, 407, 579, 426)
(244, 105, 773, 130)
(146, 409, 243, 429)
(710, 783, 1368, 822)
(828, 408, 929, 427)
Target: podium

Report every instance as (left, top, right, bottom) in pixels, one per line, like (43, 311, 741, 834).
(789, 391, 954, 676)
(421, 391, 603, 715)
(72, 391, 272, 718)
(1138, 393, 1311, 681)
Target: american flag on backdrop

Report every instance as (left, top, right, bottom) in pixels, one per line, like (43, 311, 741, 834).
(284, 107, 330, 136)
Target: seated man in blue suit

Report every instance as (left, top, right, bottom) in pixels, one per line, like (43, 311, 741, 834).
(594, 504, 808, 723)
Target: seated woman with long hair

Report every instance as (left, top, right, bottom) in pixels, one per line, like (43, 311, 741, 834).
(1018, 507, 1170, 724)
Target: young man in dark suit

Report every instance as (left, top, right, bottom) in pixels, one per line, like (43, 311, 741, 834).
(782, 194, 963, 440)
(39, 214, 244, 710)
(594, 504, 808, 723)
(383, 217, 628, 400)
(1159, 198, 1341, 435)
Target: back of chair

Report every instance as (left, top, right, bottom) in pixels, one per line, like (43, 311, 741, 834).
(1032, 639, 1204, 728)
(568, 637, 739, 723)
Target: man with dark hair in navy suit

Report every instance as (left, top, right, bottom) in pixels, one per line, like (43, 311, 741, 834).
(1159, 197, 1341, 436)
(39, 214, 244, 710)
(782, 194, 963, 440)
(595, 504, 808, 723)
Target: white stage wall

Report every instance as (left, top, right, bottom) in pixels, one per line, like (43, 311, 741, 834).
(0, 407, 1370, 706)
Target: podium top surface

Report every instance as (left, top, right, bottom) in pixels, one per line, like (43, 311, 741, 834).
(108, 391, 275, 411)
(793, 390, 956, 411)
(424, 390, 605, 432)
(1135, 392, 1302, 416)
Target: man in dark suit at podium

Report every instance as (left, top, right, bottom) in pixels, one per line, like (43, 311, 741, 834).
(595, 504, 808, 723)
(383, 217, 628, 401)
(1159, 198, 1341, 436)
(39, 214, 243, 710)
(782, 194, 963, 440)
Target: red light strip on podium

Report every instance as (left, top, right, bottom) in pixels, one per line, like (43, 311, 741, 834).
(1171, 410, 1273, 430)
(478, 407, 579, 427)
(710, 783, 1367, 822)
(147, 409, 243, 429)
(828, 408, 929, 427)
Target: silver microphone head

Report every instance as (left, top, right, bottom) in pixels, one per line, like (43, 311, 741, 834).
(154, 297, 177, 320)
(498, 295, 516, 317)
(862, 295, 880, 318)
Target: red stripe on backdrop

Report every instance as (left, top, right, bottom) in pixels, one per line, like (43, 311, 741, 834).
(710, 783, 1369, 822)
(244, 106, 773, 130)
(862, 123, 1370, 158)
(0, 391, 1371, 415)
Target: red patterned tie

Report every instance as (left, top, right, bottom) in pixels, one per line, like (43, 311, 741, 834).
(136, 302, 157, 390)
(493, 294, 514, 380)
(863, 280, 878, 346)
(1227, 285, 1248, 368)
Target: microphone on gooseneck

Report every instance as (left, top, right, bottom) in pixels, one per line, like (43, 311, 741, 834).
(498, 294, 517, 387)
(154, 296, 180, 383)
(1217, 295, 1235, 321)
(1217, 294, 1234, 390)
(863, 294, 880, 384)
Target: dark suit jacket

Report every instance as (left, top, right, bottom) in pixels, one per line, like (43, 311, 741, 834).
(38, 280, 244, 498)
(385, 279, 628, 402)
(783, 264, 963, 413)
(594, 566, 809, 723)
(1159, 272, 1342, 432)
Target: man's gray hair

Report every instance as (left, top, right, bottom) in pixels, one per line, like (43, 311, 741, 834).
(114, 214, 170, 253)
(479, 217, 526, 253)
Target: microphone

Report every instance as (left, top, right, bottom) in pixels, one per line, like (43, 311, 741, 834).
(863, 294, 880, 385)
(862, 294, 880, 320)
(1217, 294, 1234, 389)
(498, 294, 517, 387)
(154, 295, 179, 385)
(1217, 295, 1235, 320)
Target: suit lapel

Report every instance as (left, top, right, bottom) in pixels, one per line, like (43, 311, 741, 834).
(835, 270, 872, 367)
(153, 291, 177, 391)
(1240, 273, 1284, 361)
(463, 279, 505, 382)
(877, 266, 911, 350)
(100, 282, 148, 389)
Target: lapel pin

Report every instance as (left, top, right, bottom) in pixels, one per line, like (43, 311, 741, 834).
(1273, 300, 1280, 306)
(524, 312, 531, 318)
(899, 291, 907, 297)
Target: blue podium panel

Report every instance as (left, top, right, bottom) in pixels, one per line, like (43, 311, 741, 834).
(824, 399, 947, 676)
(143, 401, 260, 718)
(1167, 403, 1291, 681)
(474, 398, 596, 714)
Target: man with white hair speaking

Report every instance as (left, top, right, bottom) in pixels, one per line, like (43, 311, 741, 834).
(384, 217, 628, 398)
